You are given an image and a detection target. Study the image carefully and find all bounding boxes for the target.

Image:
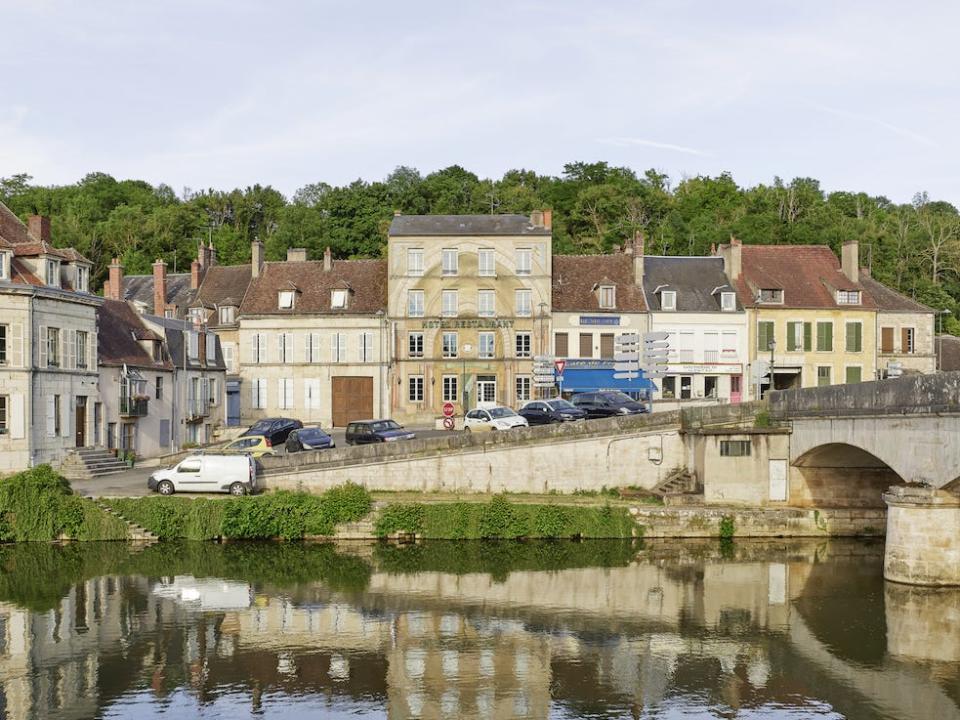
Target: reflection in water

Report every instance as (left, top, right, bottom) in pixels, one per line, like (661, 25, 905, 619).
(0, 539, 958, 719)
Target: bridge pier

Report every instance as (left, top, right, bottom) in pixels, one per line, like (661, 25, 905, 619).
(883, 485, 960, 586)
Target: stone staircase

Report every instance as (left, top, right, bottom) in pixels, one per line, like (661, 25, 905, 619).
(61, 448, 129, 480)
(651, 468, 703, 505)
(92, 500, 158, 542)
(333, 502, 385, 540)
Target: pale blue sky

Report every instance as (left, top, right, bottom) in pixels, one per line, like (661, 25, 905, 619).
(2, 1, 958, 204)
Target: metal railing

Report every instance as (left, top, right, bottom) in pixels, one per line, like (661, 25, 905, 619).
(119, 397, 148, 417)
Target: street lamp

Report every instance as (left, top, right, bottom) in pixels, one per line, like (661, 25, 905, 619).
(768, 339, 776, 397)
(938, 309, 952, 371)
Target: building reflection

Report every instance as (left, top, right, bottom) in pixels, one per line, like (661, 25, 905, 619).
(0, 540, 958, 720)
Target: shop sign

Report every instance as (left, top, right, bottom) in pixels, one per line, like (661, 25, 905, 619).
(579, 316, 620, 326)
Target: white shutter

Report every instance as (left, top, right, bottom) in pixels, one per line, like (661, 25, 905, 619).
(38, 325, 47, 368)
(9, 393, 24, 439)
(261, 333, 270, 363)
(90, 329, 97, 369)
(286, 333, 294, 363)
(9, 322, 23, 367)
(304, 378, 320, 410)
(311, 333, 321, 363)
(286, 379, 294, 409)
(206, 333, 216, 364)
(251, 379, 259, 407)
(277, 334, 285, 363)
(46, 395, 56, 437)
(249, 334, 258, 364)
(277, 379, 286, 409)
(61, 395, 71, 439)
(64, 329, 76, 370)
(223, 343, 235, 373)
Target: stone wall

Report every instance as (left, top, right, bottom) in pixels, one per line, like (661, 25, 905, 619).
(632, 505, 886, 538)
(689, 429, 791, 506)
(790, 467, 898, 508)
(884, 486, 960, 586)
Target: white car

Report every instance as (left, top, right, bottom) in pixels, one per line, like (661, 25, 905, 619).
(148, 454, 257, 496)
(463, 406, 529, 432)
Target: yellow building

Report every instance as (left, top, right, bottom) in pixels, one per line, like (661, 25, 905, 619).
(387, 212, 553, 423)
(718, 239, 878, 394)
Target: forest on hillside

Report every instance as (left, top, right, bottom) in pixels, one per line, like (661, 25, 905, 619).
(2, 163, 959, 332)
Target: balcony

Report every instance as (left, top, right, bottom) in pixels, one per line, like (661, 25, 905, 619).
(119, 397, 148, 418)
(185, 397, 209, 423)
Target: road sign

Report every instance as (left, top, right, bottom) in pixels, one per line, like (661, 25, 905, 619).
(750, 360, 771, 381)
(442, 416, 455, 430)
(645, 331, 670, 341)
(613, 371, 639, 380)
(533, 355, 555, 363)
(554, 359, 566, 376)
(442, 402, 455, 418)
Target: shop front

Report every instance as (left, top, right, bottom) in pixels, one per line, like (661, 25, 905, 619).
(557, 359, 655, 400)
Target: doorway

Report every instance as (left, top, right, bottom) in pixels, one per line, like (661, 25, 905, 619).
(75, 396, 87, 447)
(476, 375, 497, 404)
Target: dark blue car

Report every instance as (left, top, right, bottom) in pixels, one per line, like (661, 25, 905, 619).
(519, 398, 588, 425)
(285, 426, 336, 453)
(345, 419, 417, 445)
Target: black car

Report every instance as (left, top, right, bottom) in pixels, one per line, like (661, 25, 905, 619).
(345, 419, 416, 445)
(241, 417, 303, 446)
(285, 426, 336, 453)
(519, 399, 588, 425)
(570, 391, 647, 419)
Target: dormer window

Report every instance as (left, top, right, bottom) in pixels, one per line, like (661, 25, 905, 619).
(189, 307, 205, 325)
(599, 285, 616, 309)
(837, 290, 861, 305)
(660, 290, 677, 311)
(152, 340, 163, 362)
(45, 259, 60, 287)
(218, 306, 236, 324)
(331, 289, 348, 309)
(759, 288, 783, 304)
(721, 292, 736, 311)
(75, 265, 89, 292)
(278, 290, 295, 309)
(0, 252, 9, 281)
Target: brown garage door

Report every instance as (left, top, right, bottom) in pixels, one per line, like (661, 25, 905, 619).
(332, 376, 374, 427)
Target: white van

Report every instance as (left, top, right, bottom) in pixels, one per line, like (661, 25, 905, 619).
(147, 454, 257, 496)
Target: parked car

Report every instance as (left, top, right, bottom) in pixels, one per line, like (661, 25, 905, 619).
(463, 406, 529, 432)
(285, 426, 336, 453)
(240, 417, 302, 445)
(148, 454, 257, 496)
(220, 434, 276, 458)
(519, 398, 588, 425)
(345, 419, 416, 445)
(570, 391, 647, 418)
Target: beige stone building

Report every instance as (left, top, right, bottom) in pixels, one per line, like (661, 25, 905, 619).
(387, 213, 553, 423)
(859, 272, 936, 377)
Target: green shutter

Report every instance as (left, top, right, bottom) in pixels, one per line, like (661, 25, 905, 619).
(845, 366, 862, 384)
(846, 322, 862, 352)
(804, 322, 812, 351)
(787, 323, 798, 352)
(757, 321, 775, 352)
(817, 322, 833, 352)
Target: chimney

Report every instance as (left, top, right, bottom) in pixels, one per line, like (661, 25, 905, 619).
(841, 240, 859, 283)
(251, 239, 264, 278)
(633, 231, 644, 285)
(199, 239, 216, 268)
(28, 215, 51, 243)
(287, 248, 308, 263)
(190, 259, 201, 291)
(542, 209, 552, 231)
(323, 246, 332, 272)
(530, 210, 544, 228)
(723, 235, 742, 281)
(153, 259, 167, 316)
(108, 258, 123, 301)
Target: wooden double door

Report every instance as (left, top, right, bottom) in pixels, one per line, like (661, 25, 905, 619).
(331, 376, 374, 427)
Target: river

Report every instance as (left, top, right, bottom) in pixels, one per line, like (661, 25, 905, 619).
(0, 539, 957, 719)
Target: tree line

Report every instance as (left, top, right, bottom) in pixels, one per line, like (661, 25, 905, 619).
(2, 163, 959, 332)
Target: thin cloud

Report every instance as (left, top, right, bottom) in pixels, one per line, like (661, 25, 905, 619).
(811, 103, 938, 148)
(597, 137, 711, 157)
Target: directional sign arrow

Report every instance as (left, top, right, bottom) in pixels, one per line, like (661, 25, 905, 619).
(618, 333, 641, 343)
(644, 339, 670, 349)
(614, 352, 639, 362)
(644, 331, 670, 341)
(533, 356, 555, 363)
(612, 372, 639, 380)
(613, 363, 640, 373)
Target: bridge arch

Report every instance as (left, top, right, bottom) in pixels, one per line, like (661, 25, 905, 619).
(791, 442, 904, 508)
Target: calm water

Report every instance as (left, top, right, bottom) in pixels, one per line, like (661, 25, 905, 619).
(0, 539, 958, 720)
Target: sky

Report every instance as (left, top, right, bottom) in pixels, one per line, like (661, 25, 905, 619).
(1, 0, 958, 204)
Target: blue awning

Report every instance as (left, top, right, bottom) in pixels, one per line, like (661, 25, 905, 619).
(560, 368, 654, 392)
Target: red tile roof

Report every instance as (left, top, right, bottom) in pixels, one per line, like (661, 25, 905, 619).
(97, 299, 173, 369)
(552, 254, 646, 312)
(240, 259, 387, 315)
(859, 273, 933, 313)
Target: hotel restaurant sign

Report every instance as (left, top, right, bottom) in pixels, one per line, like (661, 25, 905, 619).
(422, 319, 515, 329)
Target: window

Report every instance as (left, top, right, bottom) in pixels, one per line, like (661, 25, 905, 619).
(442, 375, 458, 402)
(816, 321, 833, 352)
(46, 259, 59, 287)
(516, 248, 532, 275)
(787, 321, 812, 352)
(757, 321, 775, 352)
(704, 375, 718, 398)
(164, 308, 175, 319)
(479, 332, 495, 359)
(599, 285, 616, 309)
(0, 395, 6, 434)
(187, 331, 199, 360)
(156, 376, 163, 400)
(722, 331, 738, 357)
(845, 322, 862, 353)
(331, 289, 348, 309)
(278, 290, 295, 309)
(360, 332, 374, 362)
(278, 332, 293, 363)
(515, 289, 532, 317)
(441, 290, 458, 317)
(408, 332, 424, 358)
(408, 375, 424, 402)
(600, 333, 615, 359)
(407, 290, 425, 317)
(720, 440, 751, 457)
(515, 332, 531, 358)
(579, 333, 593, 358)
(332, 333, 346, 362)
(902, 327, 915, 354)
(252, 378, 267, 409)
(837, 290, 861, 305)
(304, 333, 320, 363)
(759, 288, 783, 304)
(478, 248, 495, 276)
(47, 327, 60, 367)
(304, 378, 321, 409)
(0, 252, 8, 280)
(881, 327, 894, 353)
(53, 395, 61, 436)
(209, 378, 219, 405)
(76, 265, 89, 292)
(478, 290, 495, 317)
(660, 290, 676, 311)
(720, 292, 736, 311)
(662, 376, 676, 399)
(252, 333, 267, 363)
(845, 366, 862, 384)
(223, 342, 235, 372)
(442, 248, 458, 276)
(817, 366, 832, 386)
(442, 332, 458, 358)
(516, 376, 531, 403)
(75, 331, 88, 369)
(407, 248, 424, 276)
(218, 306, 235, 324)
(555, 332, 569, 357)
(278, 378, 294, 409)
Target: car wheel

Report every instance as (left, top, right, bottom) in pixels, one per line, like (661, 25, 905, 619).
(157, 480, 174, 496)
(229, 482, 247, 497)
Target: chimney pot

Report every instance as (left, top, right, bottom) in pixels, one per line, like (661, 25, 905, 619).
(323, 246, 332, 272)
(28, 215, 51, 243)
(153, 258, 167, 317)
(107, 257, 124, 301)
(190, 259, 201, 291)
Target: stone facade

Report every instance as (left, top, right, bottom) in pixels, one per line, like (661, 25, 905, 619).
(690, 430, 792, 506)
(877, 309, 936, 376)
(884, 486, 960, 586)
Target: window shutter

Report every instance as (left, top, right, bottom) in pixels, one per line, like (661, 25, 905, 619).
(46, 395, 56, 437)
(9, 393, 24, 439)
(846, 323, 862, 352)
(803, 323, 812, 352)
(64, 329, 76, 370)
(825, 323, 833, 351)
(38, 325, 47, 368)
(787, 323, 797, 352)
(555, 333, 568, 357)
(90, 330, 97, 369)
(901, 328, 910, 353)
(251, 379, 259, 407)
(10, 322, 23, 367)
(62, 396, 70, 438)
(206, 333, 216, 363)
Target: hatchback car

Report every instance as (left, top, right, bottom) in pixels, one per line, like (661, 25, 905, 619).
(219, 434, 276, 458)
(240, 417, 303, 445)
(345, 419, 416, 445)
(570, 391, 647, 418)
(519, 398, 588, 425)
(463, 406, 529, 432)
(285, 426, 336, 453)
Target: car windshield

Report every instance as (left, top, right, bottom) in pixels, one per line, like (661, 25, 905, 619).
(299, 429, 327, 441)
(371, 420, 401, 432)
(602, 391, 635, 403)
(546, 400, 577, 411)
(488, 408, 516, 419)
(247, 420, 272, 433)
